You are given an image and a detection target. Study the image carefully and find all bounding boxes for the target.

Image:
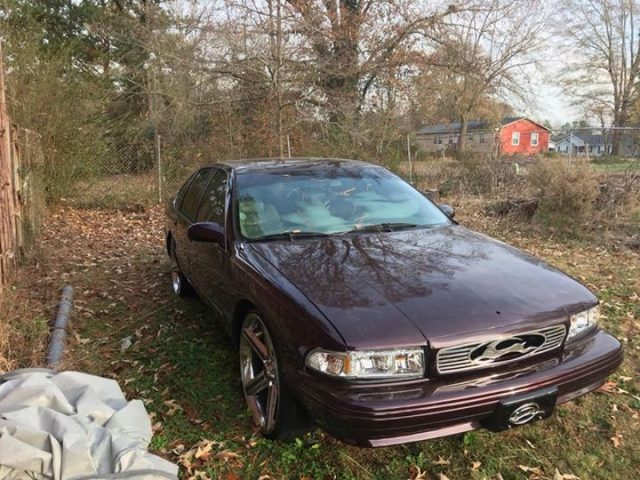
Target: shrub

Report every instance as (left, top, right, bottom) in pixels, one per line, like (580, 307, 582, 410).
(527, 158, 599, 231)
(595, 165, 640, 210)
(456, 152, 522, 196)
(401, 153, 523, 198)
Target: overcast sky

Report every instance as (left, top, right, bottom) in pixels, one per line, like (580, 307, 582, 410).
(531, 57, 583, 128)
(510, 49, 583, 129)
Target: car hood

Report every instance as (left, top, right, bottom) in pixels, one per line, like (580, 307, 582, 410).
(247, 226, 597, 349)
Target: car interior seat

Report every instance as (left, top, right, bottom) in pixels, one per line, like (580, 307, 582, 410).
(238, 198, 284, 238)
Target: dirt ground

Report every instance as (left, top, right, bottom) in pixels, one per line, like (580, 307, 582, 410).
(1, 201, 639, 479)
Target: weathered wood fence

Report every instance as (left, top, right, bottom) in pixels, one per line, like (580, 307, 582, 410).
(0, 43, 44, 295)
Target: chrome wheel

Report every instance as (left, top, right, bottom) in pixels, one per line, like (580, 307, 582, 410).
(171, 270, 182, 295)
(239, 313, 280, 433)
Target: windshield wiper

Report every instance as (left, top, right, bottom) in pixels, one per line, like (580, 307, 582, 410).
(250, 231, 331, 242)
(344, 222, 419, 234)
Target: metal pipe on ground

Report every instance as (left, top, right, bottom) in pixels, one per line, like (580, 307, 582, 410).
(46, 285, 74, 368)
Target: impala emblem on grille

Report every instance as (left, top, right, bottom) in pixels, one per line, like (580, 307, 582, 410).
(509, 402, 543, 425)
(470, 334, 546, 364)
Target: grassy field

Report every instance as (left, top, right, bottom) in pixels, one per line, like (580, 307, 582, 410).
(590, 159, 640, 173)
(1, 202, 638, 480)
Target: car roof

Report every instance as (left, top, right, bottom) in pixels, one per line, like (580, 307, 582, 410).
(208, 157, 378, 172)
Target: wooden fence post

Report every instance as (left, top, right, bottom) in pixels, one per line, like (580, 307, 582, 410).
(0, 42, 18, 291)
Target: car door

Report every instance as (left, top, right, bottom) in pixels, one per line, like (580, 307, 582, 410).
(173, 168, 214, 281)
(189, 168, 229, 314)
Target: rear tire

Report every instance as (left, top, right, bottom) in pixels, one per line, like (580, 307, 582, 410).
(169, 238, 194, 297)
(239, 311, 309, 441)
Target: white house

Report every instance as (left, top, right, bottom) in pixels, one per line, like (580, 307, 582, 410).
(555, 134, 613, 156)
(555, 132, 638, 157)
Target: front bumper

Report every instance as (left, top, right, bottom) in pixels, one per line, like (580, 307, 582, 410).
(290, 330, 623, 447)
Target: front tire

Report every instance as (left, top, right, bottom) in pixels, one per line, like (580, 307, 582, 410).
(239, 311, 307, 440)
(170, 269, 193, 297)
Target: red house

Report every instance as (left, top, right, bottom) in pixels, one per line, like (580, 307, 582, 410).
(498, 117, 550, 155)
(415, 117, 551, 156)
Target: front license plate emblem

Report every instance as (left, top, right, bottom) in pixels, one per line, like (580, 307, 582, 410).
(483, 387, 557, 432)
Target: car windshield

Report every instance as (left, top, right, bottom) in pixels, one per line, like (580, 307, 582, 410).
(235, 163, 451, 240)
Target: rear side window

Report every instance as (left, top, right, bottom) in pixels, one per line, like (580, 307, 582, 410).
(180, 169, 213, 221)
(175, 172, 197, 210)
(197, 170, 227, 224)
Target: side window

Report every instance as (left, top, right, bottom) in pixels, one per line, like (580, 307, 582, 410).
(197, 170, 227, 224)
(181, 168, 213, 221)
(175, 172, 197, 210)
(512, 132, 520, 145)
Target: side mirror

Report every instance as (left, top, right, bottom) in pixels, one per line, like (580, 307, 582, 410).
(439, 204, 455, 219)
(188, 222, 225, 246)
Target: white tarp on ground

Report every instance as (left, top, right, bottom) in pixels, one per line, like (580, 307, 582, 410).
(0, 369, 178, 480)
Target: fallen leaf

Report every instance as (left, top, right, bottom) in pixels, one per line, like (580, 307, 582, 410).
(553, 468, 580, 479)
(216, 449, 242, 462)
(519, 465, 544, 475)
(408, 465, 428, 480)
(610, 433, 623, 448)
(221, 472, 241, 480)
(195, 439, 216, 460)
(163, 399, 181, 416)
(597, 380, 618, 394)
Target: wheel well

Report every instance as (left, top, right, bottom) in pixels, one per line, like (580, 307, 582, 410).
(166, 232, 173, 257)
(233, 299, 256, 345)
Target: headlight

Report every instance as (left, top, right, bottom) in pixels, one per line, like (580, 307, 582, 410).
(568, 305, 600, 340)
(305, 348, 425, 380)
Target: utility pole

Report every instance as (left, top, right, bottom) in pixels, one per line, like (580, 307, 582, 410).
(569, 130, 573, 161)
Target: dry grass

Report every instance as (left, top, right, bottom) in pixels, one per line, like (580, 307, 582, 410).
(68, 172, 161, 209)
(0, 263, 52, 371)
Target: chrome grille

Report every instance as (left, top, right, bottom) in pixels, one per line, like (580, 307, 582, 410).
(436, 324, 567, 374)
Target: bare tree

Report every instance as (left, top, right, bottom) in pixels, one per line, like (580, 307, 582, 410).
(283, 1, 460, 124)
(561, 0, 640, 155)
(428, 0, 549, 152)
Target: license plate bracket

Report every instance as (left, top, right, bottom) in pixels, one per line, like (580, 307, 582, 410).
(483, 386, 558, 432)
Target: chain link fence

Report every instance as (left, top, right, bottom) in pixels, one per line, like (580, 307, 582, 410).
(52, 125, 640, 210)
(61, 136, 159, 209)
(57, 129, 211, 210)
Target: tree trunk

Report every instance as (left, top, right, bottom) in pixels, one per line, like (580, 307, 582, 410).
(457, 114, 468, 152)
(611, 129, 621, 156)
(611, 105, 628, 156)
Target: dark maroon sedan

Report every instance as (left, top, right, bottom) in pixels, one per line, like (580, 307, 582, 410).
(165, 158, 622, 447)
